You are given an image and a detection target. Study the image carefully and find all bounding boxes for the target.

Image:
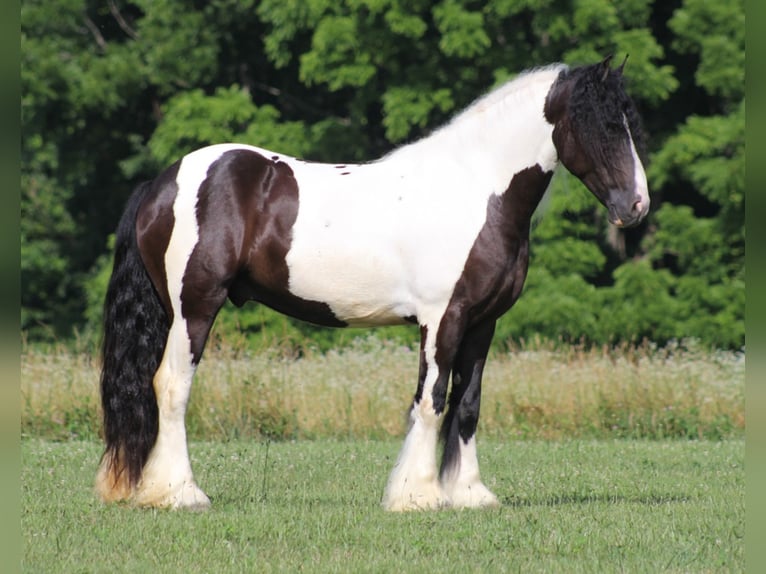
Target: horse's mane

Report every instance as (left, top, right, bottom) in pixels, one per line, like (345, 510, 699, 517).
(381, 62, 644, 168)
(448, 64, 568, 127)
(565, 62, 646, 161)
(382, 64, 567, 163)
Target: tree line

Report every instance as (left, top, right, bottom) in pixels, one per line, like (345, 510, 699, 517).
(21, 0, 744, 350)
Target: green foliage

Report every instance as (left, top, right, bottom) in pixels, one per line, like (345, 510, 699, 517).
(529, 172, 607, 279)
(149, 86, 311, 166)
(432, 1, 491, 58)
(496, 269, 603, 345)
(132, 0, 221, 94)
(650, 101, 745, 239)
(648, 205, 727, 278)
(673, 275, 745, 349)
(533, 237, 606, 279)
(668, 0, 745, 102)
(381, 86, 453, 141)
(600, 261, 682, 344)
(21, 0, 745, 349)
(211, 303, 419, 357)
(300, 15, 378, 90)
(81, 235, 115, 336)
(20, 169, 78, 336)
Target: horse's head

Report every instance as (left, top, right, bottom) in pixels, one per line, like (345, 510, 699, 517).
(544, 56, 650, 228)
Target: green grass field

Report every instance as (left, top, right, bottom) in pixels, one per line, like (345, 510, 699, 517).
(22, 438, 743, 572)
(21, 340, 745, 571)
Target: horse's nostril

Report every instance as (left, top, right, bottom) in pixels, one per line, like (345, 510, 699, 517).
(632, 199, 643, 214)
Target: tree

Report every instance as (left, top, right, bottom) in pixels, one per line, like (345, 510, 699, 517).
(642, 0, 745, 348)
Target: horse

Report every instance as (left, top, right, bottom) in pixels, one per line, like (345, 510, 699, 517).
(95, 56, 649, 511)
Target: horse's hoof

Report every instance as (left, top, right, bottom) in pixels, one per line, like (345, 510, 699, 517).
(133, 479, 211, 510)
(443, 480, 500, 509)
(381, 484, 451, 512)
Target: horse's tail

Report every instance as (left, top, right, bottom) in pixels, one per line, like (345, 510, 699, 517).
(96, 181, 168, 501)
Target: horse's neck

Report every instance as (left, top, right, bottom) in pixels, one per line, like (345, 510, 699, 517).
(383, 68, 563, 192)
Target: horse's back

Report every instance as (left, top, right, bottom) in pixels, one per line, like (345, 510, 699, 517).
(135, 142, 495, 327)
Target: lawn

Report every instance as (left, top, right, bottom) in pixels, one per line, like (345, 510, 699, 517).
(21, 339, 745, 571)
(22, 438, 744, 573)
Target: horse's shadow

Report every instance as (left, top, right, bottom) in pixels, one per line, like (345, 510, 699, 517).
(207, 489, 690, 511)
(502, 492, 690, 508)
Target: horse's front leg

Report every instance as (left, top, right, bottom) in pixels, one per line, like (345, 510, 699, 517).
(439, 320, 499, 508)
(382, 315, 464, 511)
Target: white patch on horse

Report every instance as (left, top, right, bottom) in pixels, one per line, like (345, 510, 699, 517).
(381, 321, 447, 511)
(283, 67, 564, 326)
(624, 115, 650, 219)
(381, 412, 445, 511)
(440, 436, 499, 509)
(136, 341, 209, 509)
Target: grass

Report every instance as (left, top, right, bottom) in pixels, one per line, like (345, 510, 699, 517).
(21, 338, 745, 571)
(22, 438, 744, 572)
(21, 336, 744, 441)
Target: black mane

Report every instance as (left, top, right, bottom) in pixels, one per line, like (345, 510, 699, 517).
(566, 62, 646, 162)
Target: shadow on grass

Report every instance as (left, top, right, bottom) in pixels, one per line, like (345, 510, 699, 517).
(503, 492, 690, 508)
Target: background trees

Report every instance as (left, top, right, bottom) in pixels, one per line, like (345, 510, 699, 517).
(21, 0, 745, 349)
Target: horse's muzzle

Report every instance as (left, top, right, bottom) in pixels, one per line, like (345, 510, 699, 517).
(608, 194, 649, 228)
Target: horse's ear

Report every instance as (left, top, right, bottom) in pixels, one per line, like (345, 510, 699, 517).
(600, 54, 614, 82)
(617, 54, 629, 76)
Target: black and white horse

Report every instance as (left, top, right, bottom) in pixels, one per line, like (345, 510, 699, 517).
(96, 57, 649, 511)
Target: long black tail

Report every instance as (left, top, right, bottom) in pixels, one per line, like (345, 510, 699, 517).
(99, 181, 168, 491)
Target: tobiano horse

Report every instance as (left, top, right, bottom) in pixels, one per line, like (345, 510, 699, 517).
(96, 56, 649, 511)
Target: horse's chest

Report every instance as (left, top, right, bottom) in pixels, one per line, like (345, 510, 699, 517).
(449, 219, 531, 325)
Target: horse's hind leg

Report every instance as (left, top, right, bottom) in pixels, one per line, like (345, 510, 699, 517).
(133, 317, 209, 509)
(134, 274, 228, 509)
(439, 320, 499, 508)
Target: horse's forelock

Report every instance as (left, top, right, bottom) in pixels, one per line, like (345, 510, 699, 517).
(567, 63, 646, 162)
